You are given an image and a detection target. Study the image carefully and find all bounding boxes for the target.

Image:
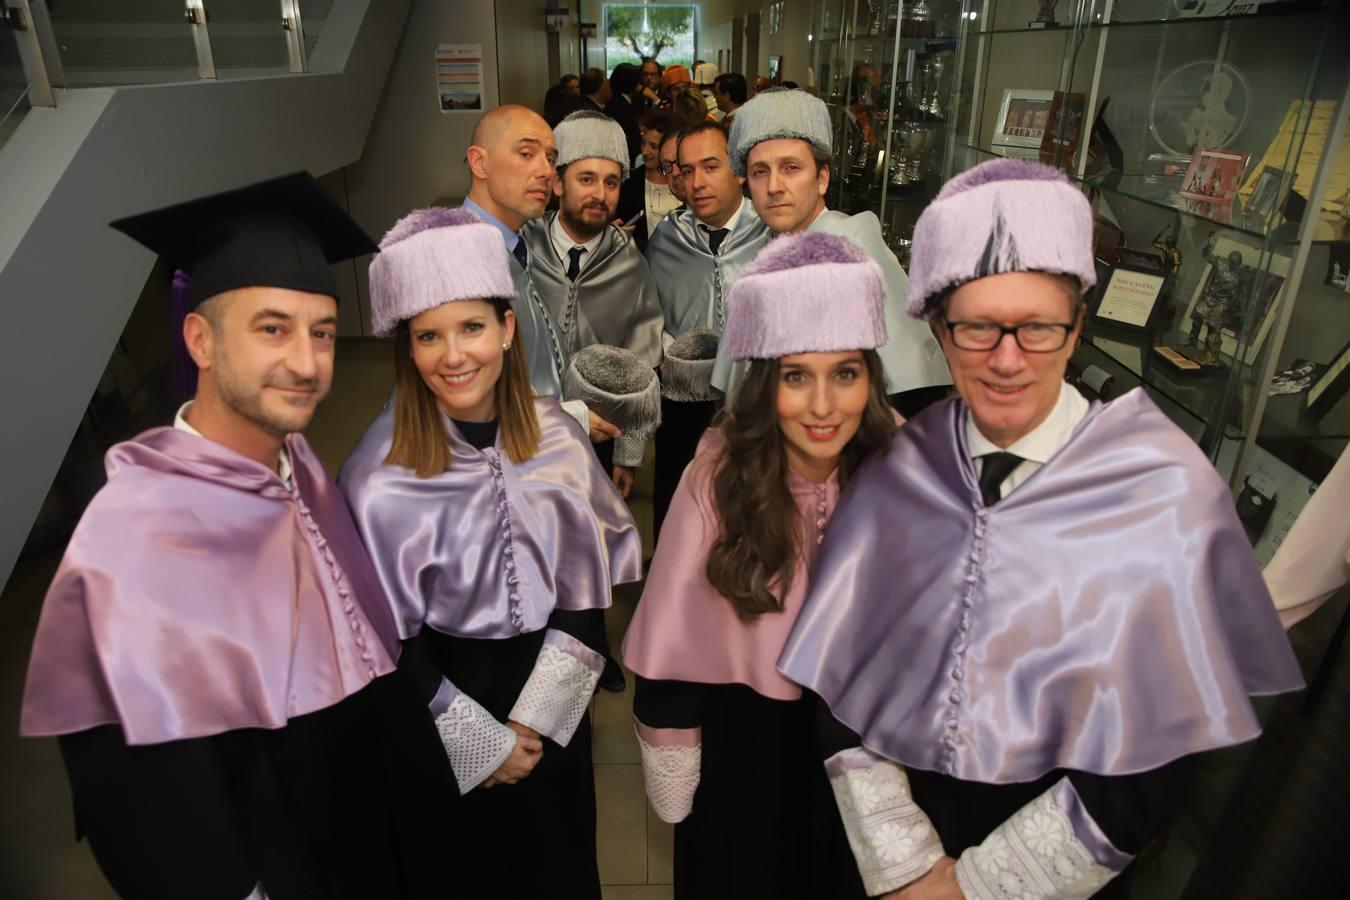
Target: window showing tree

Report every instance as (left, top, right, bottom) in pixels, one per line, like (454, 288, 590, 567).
(605, 4, 697, 70)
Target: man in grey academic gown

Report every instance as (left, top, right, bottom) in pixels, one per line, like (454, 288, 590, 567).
(460, 104, 621, 444)
(714, 87, 951, 415)
(522, 110, 663, 496)
(645, 121, 770, 534)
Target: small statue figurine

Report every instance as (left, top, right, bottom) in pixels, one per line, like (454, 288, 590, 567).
(1151, 225, 1183, 275)
(1185, 248, 1246, 362)
(1030, 0, 1060, 27)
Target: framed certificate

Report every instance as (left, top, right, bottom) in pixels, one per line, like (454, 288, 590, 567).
(993, 89, 1055, 149)
(1306, 338, 1350, 420)
(1092, 264, 1167, 331)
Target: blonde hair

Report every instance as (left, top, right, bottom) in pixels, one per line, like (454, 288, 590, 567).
(384, 298, 541, 477)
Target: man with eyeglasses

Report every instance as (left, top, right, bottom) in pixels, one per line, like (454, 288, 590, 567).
(782, 159, 1301, 900)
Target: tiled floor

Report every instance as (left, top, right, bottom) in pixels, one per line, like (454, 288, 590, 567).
(0, 338, 673, 898)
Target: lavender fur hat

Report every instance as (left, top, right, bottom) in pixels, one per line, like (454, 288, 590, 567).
(728, 87, 833, 176)
(554, 110, 631, 178)
(722, 232, 887, 362)
(906, 158, 1096, 318)
(368, 207, 516, 337)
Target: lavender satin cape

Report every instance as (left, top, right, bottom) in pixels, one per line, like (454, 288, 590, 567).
(622, 430, 838, 700)
(780, 389, 1303, 782)
(20, 429, 400, 745)
(338, 397, 643, 640)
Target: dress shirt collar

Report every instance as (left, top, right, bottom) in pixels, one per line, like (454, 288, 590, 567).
(549, 212, 604, 270)
(461, 196, 522, 252)
(698, 195, 744, 247)
(175, 401, 293, 484)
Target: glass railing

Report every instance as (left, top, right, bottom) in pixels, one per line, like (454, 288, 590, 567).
(29, 0, 330, 89)
(49, 0, 200, 87)
(207, 1, 291, 72)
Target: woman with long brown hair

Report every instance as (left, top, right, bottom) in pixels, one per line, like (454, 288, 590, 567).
(622, 233, 898, 899)
(338, 208, 642, 899)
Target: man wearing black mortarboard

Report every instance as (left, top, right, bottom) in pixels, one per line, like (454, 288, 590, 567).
(19, 173, 457, 900)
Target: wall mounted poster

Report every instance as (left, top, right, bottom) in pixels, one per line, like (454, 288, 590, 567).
(437, 43, 483, 112)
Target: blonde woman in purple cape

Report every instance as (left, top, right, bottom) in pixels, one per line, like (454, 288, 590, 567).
(622, 232, 897, 899)
(338, 208, 642, 899)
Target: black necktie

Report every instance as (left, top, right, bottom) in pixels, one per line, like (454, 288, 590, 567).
(978, 452, 1023, 507)
(701, 225, 729, 254)
(511, 236, 528, 270)
(567, 246, 585, 281)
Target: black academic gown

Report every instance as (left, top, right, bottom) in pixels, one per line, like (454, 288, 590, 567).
(635, 679, 866, 900)
(392, 418, 606, 900)
(59, 668, 456, 900)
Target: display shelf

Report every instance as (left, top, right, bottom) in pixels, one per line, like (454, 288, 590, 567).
(958, 141, 1345, 244)
(969, 1, 1323, 37)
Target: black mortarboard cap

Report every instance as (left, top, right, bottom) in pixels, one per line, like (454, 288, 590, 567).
(109, 171, 378, 307)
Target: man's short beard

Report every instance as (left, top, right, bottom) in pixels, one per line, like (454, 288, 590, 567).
(560, 200, 611, 241)
(212, 345, 321, 438)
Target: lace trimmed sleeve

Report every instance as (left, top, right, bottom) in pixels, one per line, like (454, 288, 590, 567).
(507, 628, 604, 745)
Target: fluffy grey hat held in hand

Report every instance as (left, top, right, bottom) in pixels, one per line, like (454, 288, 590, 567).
(662, 328, 719, 403)
(906, 158, 1096, 319)
(562, 345, 662, 467)
(368, 207, 516, 337)
(728, 87, 833, 177)
(554, 110, 631, 178)
(721, 232, 887, 361)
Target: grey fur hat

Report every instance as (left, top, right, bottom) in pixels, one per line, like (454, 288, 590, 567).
(563, 345, 661, 467)
(728, 88, 833, 177)
(661, 328, 719, 403)
(555, 110, 631, 178)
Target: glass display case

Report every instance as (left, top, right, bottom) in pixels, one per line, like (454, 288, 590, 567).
(945, 0, 1348, 500)
(810, 1, 968, 269)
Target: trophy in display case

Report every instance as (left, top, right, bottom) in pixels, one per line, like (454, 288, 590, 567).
(901, 0, 935, 38)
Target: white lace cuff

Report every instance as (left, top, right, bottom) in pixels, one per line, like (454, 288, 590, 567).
(636, 722, 701, 824)
(434, 689, 517, 794)
(825, 747, 945, 896)
(955, 776, 1131, 900)
(613, 432, 648, 468)
(561, 399, 590, 434)
(507, 629, 603, 745)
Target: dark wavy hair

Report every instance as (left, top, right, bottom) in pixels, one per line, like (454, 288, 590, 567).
(705, 350, 896, 622)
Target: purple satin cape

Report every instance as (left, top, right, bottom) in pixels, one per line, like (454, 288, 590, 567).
(779, 389, 1303, 783)
(623, 429, 838, 701)
(21, 429, 400, 745)
(338, 397, 643, 640)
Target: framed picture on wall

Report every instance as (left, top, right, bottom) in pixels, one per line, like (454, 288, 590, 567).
(768, 55, 782, 84)
(1039, 91, 1087, 169)
(1245, 166, 1293, 220)
(993, 89, 1055, 149)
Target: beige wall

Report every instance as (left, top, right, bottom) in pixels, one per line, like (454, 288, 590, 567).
(340, 0, 502, 335)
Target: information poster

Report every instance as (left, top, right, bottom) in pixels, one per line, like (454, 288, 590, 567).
(437, 43, 483, 112)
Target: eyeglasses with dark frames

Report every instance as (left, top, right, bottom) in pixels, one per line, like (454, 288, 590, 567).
(942, 319, 1078, 353)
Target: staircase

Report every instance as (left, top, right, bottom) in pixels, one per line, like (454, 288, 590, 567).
(0, 0, 411, 592)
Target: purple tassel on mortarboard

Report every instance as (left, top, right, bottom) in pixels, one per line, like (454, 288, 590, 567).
(171, 268, 198, 400)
